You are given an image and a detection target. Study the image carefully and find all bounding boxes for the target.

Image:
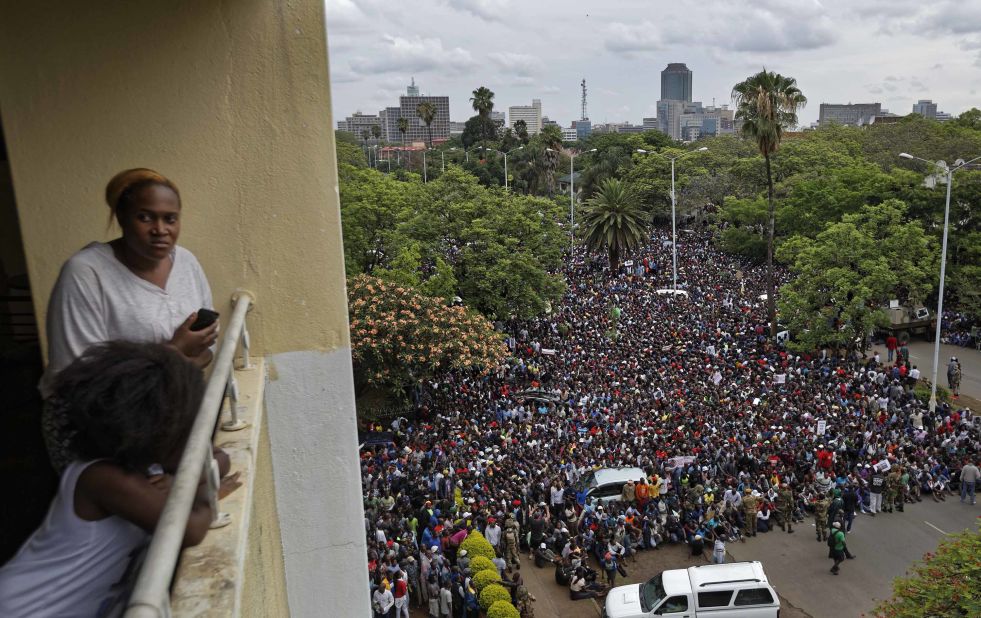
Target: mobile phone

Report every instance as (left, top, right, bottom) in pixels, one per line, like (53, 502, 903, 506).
(189, 308, 220, 331)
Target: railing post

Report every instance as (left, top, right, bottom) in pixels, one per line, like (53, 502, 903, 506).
(221, 366, 249, 432)
(207, 452, 232, 529)
(239, 323, 254, 370)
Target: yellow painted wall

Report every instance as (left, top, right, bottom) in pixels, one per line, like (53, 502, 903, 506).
(241, 420, 289, 618)
(0, 0, 349, 357)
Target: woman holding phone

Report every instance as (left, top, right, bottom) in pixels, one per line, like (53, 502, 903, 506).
(41, 168, 219, 472)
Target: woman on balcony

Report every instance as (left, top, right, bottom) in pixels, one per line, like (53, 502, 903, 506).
(40, 168, 220, 472)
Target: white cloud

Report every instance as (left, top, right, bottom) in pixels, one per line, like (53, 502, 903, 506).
(604, 21, 666, 54)
(441, 0, 511, 22)
(349, 35, 475, 75)
(488, 52, 545, 76)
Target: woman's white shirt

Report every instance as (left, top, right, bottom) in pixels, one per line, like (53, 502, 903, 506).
(41, 242, 212, 396)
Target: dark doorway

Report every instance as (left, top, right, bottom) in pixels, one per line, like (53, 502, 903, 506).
(0, 114, 57, 563)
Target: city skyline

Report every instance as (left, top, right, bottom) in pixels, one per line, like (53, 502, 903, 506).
(326, 0, 981, 127)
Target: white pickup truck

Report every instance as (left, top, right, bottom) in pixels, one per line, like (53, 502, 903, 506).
(604, 561, 780, 618)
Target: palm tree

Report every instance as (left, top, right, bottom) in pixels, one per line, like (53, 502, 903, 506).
(470, 86, 495, 117)
(416, 102, 437, 148)
(732, 69, 807, 339)
(397, 117, 408, 144)
(581, 178, 649, 270)
(371, 124, 381, 143)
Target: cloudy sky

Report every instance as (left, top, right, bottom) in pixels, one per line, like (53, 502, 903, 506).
(325, 0, 981, 127)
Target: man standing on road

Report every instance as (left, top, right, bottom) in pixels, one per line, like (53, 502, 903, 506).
(869, 470, 885, 515)
(742, 488, 759, 537)
(960, 459, 979, 505)
(885, 334, 898, 362)
(842, 485, 859, 532)
(777, 483, 795, 533)
(828, 522, 847, 575)
(948, 357, 962, 399)
(886, 467, 904, 513)
(814, 491, 830, 542)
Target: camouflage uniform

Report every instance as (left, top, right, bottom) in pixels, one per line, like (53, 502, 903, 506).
(886, 469, 904, 513)
(777, 486, 795, 533)
(516, 585, 536, 618)
(813, 495, 830, 542)
(504, 518, 521, 567)
(741, 491, 759, 537)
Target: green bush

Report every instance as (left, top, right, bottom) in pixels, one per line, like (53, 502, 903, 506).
(468, 555, 496, 574)
(473, 568, 502, 592)
(479, 583, 511, 611)
(487, 600, 521, 618)
(459, 530, 496, 562)
(913, 381, 950, 405)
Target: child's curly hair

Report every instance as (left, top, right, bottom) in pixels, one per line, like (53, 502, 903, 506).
(51, 341, 204, 470)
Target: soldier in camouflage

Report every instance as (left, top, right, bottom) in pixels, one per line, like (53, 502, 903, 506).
(886, 467, 904, 513)
(741, 488, 759, 537)
(777, 483, 795, 533)
(516, 584, 536, 618)
(813, 491, 830, 542)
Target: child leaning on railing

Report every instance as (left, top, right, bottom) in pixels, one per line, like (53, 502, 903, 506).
(0, 341, 238, 617)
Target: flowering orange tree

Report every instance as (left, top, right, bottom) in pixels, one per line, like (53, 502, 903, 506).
(874, 524, 981, 617)
(349, 275, 507, 397)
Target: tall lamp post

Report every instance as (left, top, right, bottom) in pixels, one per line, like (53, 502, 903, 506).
(636, 147, 708, 291)
(899, 152, 981, 412)
(547, 147, 596, 253)
(481, 146, 523, 191)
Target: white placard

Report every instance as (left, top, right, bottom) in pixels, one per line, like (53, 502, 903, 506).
(541, 348, 557, 356)
(874, 459, 891, 473)
(773, 373, 786, 384)
(816, 420, 827, 435)
(624, 260, 634, 267)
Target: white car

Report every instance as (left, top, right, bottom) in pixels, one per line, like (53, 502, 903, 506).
(604, 561, 780, 618)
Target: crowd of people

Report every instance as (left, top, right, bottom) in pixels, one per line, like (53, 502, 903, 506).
(941, 311, 980, 350)
(361, 226, 980, 618)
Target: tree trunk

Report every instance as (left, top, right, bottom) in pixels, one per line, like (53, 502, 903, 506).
(765, 152, 777, 340)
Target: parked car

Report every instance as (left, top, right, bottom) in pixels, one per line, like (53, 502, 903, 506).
(604, 561, 780, 618)
(577, 467, 648, 505)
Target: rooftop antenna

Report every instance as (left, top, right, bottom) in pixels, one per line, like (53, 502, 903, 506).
(581, 79, 588, 121)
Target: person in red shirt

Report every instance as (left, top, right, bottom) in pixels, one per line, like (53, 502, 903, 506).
(392, 571, 409, 618)
(886, 335, 898, 361)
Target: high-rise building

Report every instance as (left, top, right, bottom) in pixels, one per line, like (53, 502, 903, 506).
(406, 77, 419, 97)
(379, 107, 402, 142)
(912, 99, 938, 119)
(572, 119, 592, 140)
(642, 117, 658, 130)
(399, 93, 451, 144)
(657, 100, 687, 139)
(661, 63, 693, 103)
(509, 98, 543, 135)
(818, 103, 881, 126)
(561, 126, 578, 141)
(337, 112, 383, 142)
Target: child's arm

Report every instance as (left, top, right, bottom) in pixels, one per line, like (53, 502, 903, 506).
(75, 462, 214, 547)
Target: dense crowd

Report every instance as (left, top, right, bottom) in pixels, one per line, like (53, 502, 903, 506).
(360, 227, 980, 618)
(942, 310, 980, 350)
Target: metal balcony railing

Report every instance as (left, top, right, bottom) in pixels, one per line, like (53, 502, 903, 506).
(124, 290, 255, 618)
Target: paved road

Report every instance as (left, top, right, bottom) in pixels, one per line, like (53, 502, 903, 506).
(904, 341, 980, 401)
(728, 497, 980, 618)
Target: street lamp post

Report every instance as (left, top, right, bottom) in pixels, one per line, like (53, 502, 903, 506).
(899, 151, 981, 412)
(481, 146, 524, 191)
(441, 150, 445, 173)
(549, 147, 597, 254)
(636, 147, 708, 291)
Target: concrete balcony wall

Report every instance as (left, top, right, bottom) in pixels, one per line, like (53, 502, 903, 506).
(0, 1, 369, 615)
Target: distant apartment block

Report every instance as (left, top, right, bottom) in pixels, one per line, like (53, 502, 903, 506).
(379, 107, 402, 142)
(399, 93, 451, 144)
(912, 99, 938, 119)
(490, 111, 506, 127)
(561, 126, 578, 141)
(509, 99, 543, 135)
(818, 103, 882, 126)
(337, 112, 383, 142)
(449, 121, 466, 135)
(572, 119, 592, 140)
(643, 117, 658, 130)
